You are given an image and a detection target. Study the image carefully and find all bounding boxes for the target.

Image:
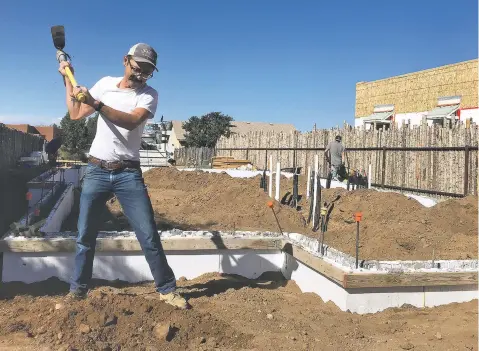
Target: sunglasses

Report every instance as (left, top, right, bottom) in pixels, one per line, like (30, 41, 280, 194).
(128, 58, 154, 79)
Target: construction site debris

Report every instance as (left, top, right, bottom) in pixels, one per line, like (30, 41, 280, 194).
(0, 273, 476, 351)
(9, 218, 46, 237)
(211, 156, 253, 169)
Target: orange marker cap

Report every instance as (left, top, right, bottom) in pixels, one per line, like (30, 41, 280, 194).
(267, 201, 274, 208)
(354, 212, 362, 222)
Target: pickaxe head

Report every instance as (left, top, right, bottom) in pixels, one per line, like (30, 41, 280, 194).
(51, 25, 65, 50)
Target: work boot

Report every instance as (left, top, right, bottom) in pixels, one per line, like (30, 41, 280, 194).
(65, 291, 87, 301)
(159, 291, 189, 309)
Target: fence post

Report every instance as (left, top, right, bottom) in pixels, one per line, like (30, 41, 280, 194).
(464, 145, 470, 196)
(381, 146, 387, 188)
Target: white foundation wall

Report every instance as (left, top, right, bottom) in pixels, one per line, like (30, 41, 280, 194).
(1, 250, 283, 285)
(423, 285, 479, 307)
(282, 252, 349, 311)
(282, 253, 477, 314)
(2, 250, 476, 314)
(40, 184, 75, 233)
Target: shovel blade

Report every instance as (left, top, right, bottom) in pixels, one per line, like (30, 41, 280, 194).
(51, 25, 65, 50)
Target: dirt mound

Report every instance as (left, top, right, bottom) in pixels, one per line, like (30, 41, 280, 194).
(103, 168, 478, 260)
(110, 168, 307, 233)
(311, 189, 478, 260)
(0, 274, 477, 351)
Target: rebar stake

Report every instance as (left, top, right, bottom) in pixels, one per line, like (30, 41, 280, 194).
(354, 212, 363, 269)
(319, 206, 327, 255)
(267, 201, 283, 235)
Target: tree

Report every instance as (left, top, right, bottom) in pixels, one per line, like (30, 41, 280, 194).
(86, 113, 99, 146)
(59, 112, 89, 159)
(183, 112, 234, 147)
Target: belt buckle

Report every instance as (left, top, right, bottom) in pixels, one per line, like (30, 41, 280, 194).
(101, 160, 113, 170)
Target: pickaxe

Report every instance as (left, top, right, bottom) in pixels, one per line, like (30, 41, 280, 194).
(51, 25, 86, 103)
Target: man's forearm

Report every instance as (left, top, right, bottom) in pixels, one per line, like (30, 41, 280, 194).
(64, 78, 82, 120)
(95, 102, 145, 131)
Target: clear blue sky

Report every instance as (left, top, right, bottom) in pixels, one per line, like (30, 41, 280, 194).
(0, 0, 477, 131)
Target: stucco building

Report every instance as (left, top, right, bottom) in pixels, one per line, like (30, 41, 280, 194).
(355, 59, 478, 129)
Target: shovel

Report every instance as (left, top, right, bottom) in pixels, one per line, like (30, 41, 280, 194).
(51, 25, 86, 103)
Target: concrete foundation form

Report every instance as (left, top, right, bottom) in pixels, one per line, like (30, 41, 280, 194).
(1, 230, 477, 314)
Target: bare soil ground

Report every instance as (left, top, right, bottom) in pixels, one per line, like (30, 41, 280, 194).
(0, 273, 477, 351)
(102, 168, 478, 261)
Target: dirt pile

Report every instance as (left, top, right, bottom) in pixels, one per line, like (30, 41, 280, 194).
(0, 274, 477, 351)
(109, 168, 307, 233)
(307, 189, 478, 260)
(104, 168, 477, 260)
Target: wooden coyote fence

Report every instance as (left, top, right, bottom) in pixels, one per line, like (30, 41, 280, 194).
(0, 124, 44, 170)
(177, 122, 478, 197)
(174, 147, 215, 168)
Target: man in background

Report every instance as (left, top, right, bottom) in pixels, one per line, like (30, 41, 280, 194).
(325, 135, 345, 180)
(45, 136, 62, 166)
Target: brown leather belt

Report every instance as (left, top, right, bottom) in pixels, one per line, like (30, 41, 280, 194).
(88, 156, 141, 171)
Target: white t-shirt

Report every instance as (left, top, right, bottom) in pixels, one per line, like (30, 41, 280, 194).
(88, 76, 158, 161)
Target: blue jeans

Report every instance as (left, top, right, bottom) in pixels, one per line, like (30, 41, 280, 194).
(70, 163, 177, 294)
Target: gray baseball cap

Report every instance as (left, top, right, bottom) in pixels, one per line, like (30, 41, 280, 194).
(127, 43, 158, 71)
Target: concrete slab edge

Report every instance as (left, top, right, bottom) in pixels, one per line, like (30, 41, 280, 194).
(283, 232, 478, 273)
(3, 229, 476, 275)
